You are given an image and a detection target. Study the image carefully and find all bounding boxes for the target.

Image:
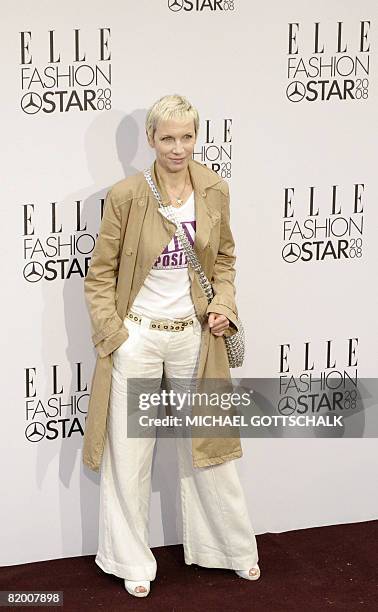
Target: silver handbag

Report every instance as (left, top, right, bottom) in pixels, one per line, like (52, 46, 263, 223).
(143, 168, 245, 368)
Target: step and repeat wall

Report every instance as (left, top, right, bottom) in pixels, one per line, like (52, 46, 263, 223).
(1, 1, 377, 566)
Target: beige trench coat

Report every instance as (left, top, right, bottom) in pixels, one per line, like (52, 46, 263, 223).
(82, 158, 243, 472)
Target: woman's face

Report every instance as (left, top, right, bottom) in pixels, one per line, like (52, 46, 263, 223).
(148, 117, 197, 173)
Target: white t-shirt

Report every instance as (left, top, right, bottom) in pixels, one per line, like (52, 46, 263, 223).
(131, 191, 197, 319)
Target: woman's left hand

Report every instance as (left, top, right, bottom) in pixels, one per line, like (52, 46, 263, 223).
(207, 312, 230, 336)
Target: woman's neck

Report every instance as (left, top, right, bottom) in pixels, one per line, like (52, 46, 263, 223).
(155, 160, 189, 191)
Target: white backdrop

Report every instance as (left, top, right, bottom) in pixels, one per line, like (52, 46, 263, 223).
(1, 0, 377, 566)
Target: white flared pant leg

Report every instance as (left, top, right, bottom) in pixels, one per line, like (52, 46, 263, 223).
(177, 442, 259, 570)
(95, 317, 165, 581)
(163, 318, 259, 570)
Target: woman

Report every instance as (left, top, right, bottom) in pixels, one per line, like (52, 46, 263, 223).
(83, 94, 260, 597)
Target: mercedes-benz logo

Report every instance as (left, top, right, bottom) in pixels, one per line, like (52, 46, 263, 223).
(25, 421, 46, 442)
(168, 0, 183, 11)
(23, 261, 45, 282)
(278, 396, 297, 416)
(21, 92, 42, 114)
(286, 81, 306, 102)
(282, 242, 301, 263)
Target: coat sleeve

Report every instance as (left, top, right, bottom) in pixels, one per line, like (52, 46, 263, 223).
(206, 180, 239, 338)
(84, 188, 129, 358)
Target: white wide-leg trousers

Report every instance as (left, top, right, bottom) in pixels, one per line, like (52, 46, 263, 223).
(95, 313, 259, 581)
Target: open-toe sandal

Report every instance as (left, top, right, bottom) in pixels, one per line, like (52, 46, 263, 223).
(124, 579, 150, 597)
(235, 564, 260, 581)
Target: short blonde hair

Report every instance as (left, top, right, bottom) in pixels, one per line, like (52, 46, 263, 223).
(145, 94, 200, 143)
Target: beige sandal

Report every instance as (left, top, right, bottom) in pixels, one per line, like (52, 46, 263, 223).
(235, 564, 260, 581)
(124, 579, 150, 597)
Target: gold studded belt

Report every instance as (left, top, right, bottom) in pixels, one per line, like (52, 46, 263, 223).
(126, 310, 195, 332)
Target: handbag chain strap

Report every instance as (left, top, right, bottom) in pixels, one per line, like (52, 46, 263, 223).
(143, 168, 214, 303)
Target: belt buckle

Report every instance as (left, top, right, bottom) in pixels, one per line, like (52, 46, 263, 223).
(145, 315, 195, 331)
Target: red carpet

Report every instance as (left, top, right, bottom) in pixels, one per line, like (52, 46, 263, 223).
(1, 520, 377, 611)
